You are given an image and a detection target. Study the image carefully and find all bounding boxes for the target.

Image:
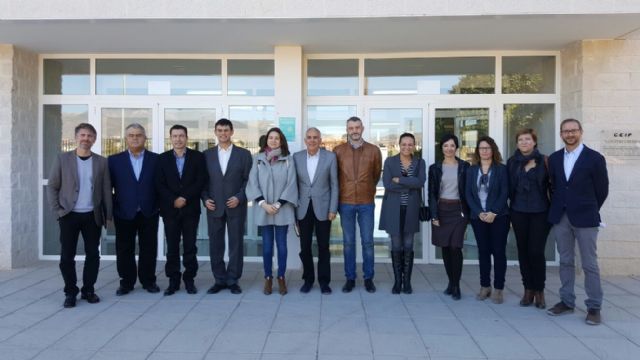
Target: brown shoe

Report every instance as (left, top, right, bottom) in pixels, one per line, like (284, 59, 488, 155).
(476, 286, 491, 301)
(586, 308, 602, 325)
(491, 289, 504, 304)
(547, 302, 574, 316)
(520, 289, 534, 307)
(534, 291, 546, 309)
(277, 276, 288, 295)
(263, 277, 273, 295)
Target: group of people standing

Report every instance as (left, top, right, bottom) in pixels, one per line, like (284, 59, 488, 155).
(48, 116, 608, 326)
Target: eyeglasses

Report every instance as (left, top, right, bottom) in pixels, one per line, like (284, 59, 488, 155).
(561, 129, 580, 135)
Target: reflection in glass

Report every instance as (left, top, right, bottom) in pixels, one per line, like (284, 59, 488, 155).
(365, 57, 495, 95)
(306, 105, 356, 151)
(434, 108, 489, 261)
(503, 103, 556, 261)
(43, 59, 90, 95)
(370, 108, 424, 259)
(101, 108, 153, 158)
(96, 59, 222, 95)
(228, 60, 275, 96)
(307, 59, 359, 96)
(502, 56, 555, 94)
(229, 105, 277, 154)
(43, 105, 89, 256)
(163, 108, 216, 152)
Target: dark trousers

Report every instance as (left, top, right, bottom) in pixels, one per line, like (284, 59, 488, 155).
(471, 215, 510, 289)
(164, 214, 199, 284)
(59, 211, 101, 296)
(298, 202, 331, 286)
(208, 213, 245, 286)
(511, 210, 550, 291)
(114, 212, 159, 289)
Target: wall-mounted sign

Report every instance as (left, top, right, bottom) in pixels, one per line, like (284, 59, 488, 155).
(279, 117, 296, 142)
(601, 130, 640, 159)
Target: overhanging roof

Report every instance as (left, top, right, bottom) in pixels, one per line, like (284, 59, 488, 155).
(1, 14, 639, 54)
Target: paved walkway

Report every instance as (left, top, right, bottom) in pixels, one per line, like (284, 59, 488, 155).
(1, 261, 640, 360)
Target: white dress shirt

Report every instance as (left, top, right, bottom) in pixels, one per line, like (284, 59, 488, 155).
(306, 150, 320, 183)
(563, 143, 584, 180)
(218, 144, 233, 175)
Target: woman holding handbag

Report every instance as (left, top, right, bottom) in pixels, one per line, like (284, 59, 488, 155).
(428, 134, 470, 300)
(379, 133, 426, 294)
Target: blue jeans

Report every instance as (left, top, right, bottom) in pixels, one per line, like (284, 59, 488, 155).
(339, 203, 375, 280)
(261, 225, 288, 278)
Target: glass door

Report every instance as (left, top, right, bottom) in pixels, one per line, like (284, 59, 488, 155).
(367, 107, 426, 262)
(159, 105, 218, 259)
(97, 104, 156, 256)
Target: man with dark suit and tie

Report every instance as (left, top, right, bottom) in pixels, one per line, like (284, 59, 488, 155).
(546, 118, 609, 325)
(109, 123, 160, 296)
(202, 118, 253, 295)
(156, 124, 207, 295)
(48, 123, 112, 308)
(293, 128, 339, 294)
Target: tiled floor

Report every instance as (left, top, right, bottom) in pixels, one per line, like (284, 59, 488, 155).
(1, 261, 640, 360)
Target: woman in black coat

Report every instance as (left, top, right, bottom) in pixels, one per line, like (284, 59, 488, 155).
(465, 136, 509, 304)
(507, 128, 551, 309)
(428, 134, 469, 300)
(379, 133, 426, 294)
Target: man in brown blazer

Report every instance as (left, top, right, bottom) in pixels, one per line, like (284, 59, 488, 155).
(48, 123, 112, 308)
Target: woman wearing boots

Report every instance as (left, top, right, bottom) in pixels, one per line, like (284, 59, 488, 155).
(379, 133, 426, 294)
(428, 134, 469, 300)
(507, 128, 551, 309)
(466, 136, 510, 304)
(246, 127, 298, 296)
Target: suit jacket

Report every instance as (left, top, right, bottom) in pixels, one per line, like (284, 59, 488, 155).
(427, 158, 469, 220)
(156, 148, 207, 218)
(379, 155, 426, 235)
(47, 150, 112, 228)
(465, 163, 509, 219)
(293, 148, 339, 221)
(201, 145, 253, 218)
(547, 145, 609, 227)
(109, 150, 159, 220)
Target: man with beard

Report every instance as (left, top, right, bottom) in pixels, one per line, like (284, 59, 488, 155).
(546, 118, 609, 325)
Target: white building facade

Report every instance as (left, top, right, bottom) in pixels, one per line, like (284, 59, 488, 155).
(1, 1, 639, 274)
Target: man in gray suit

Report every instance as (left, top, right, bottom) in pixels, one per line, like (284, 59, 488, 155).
(202, 118, 253, 294)
(48, 123, 112, 308)
(293, 128, 339, 294)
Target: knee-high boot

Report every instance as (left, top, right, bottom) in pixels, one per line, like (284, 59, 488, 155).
(403, 251, 414, 294)
(391, 251, 403, 294)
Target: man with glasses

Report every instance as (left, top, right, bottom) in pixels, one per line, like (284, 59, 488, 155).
(109, 123, 160, 296)
(546, 118, 609, 325)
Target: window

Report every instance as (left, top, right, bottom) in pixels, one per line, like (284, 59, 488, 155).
(307, 59, 358, 96)
(43, 59, 90, 95)
(502, 56, 555, 94)
(227, 60, 274, 96)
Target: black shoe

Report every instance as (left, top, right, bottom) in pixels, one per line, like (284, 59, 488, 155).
(164, 284, 179, 296)
(342, 279, 355, 293)
(63, 295, 76, 308)
(320, 284, 332, 295)
(300, 282, 313, 293)
(586, 308, 602, 325)
(228, 284, 242, 294)
(142, 283, 160, 293)
(185, 282, 198, 294)
(364, 279, 376, 293)
(443, 283, 453, 295)
(80, 292, 100, 304)
(116, 286, 133, 296)
(207, 283, 227, 294)
(451, 285, 461, 301)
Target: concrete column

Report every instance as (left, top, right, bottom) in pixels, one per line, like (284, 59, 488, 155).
(274, 45, 303, 271)
(0, 44, 39, 269)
